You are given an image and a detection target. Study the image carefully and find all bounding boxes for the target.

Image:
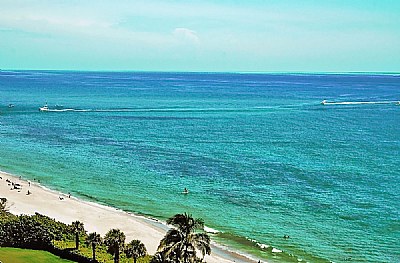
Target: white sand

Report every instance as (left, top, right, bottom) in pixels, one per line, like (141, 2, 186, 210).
(0, 171, 256, 263)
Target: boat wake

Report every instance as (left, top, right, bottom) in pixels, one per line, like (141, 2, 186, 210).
(36, 100, 399, 114)
(42, 108, 91, 112)
(321, 100, 400, 106)
(38, 106, 285, 113)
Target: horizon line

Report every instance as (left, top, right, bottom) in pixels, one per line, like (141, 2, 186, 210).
(1, 68, 399, 75)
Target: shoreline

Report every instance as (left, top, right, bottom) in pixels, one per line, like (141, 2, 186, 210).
(0, 170, 259, 263)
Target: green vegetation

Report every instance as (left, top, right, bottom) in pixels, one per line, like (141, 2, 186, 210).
(0, 197, 211, 263)
(86, 232, 102, 261)
(0, 247, 75, 263)
(0, 198, 7, 213)
(155, 213, 211, 263)
(125, 239, 147, 263)
(71, 221, 85, 250)
(53, 239, 151, 263)
(104, 229, 126, 263)
(0, 214, 59, 249)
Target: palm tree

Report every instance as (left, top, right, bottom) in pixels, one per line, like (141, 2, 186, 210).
(125, 239, 147, 263)
(0, 197, 7, 213)
(70, 220, 85, 250)
(0, 198, 9, 218)
(157, 213, 211, 263)
(85, 232, 102, 262)
(104, 229, 126, 263)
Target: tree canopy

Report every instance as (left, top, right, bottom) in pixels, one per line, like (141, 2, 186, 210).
(157, 213, 211, 263)
(104, 228, 126, 263)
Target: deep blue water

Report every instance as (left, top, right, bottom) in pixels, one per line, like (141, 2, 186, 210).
(0, 71, 399, 262)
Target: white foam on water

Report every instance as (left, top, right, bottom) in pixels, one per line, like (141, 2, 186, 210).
(257, 243, 269, 249)
(204, 226, 220, 234)
(245, 237, 270, 250)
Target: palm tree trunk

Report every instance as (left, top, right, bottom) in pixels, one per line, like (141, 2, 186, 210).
(114, 249, 120, 263)
(75, 232, 79, 250)
(184, 241, 188, 263)
(92, 244, 96, 261)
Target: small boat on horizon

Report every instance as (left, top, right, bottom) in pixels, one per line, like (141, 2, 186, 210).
(39, 103, 49, 112)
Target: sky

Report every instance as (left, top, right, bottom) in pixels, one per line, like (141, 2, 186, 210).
(0, 0, 399, 72)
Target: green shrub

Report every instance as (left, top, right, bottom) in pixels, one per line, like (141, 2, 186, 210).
(0, 215, 54, 249)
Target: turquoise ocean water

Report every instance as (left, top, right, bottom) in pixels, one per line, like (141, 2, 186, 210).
(0, 71, 399, 262)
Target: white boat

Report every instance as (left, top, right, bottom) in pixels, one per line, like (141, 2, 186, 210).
(321, 100, 327, 105)
(39, 103, 49, 111)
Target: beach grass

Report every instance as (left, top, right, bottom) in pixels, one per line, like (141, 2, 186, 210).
(0, 247, 75, 263)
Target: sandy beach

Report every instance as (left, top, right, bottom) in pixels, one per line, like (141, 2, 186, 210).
(0, 171, 256, 263)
